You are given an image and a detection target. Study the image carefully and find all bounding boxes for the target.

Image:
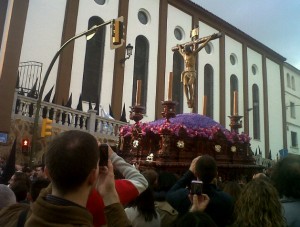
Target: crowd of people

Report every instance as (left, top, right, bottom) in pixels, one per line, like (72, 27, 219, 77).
(0, 130, 299, 226)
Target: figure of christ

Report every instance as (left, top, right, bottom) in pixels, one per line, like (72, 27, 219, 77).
(177, 36, 213, 108)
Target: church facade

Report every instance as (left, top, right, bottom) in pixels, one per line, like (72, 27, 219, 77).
(0, 0, 299, 158)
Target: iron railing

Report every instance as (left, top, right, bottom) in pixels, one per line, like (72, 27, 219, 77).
(17, 61, 43, 98)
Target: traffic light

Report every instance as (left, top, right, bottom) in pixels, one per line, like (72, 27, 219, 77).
(22, 139, 30, 154)
(111, 16, 125, 49)
(41, 118, 52, 137)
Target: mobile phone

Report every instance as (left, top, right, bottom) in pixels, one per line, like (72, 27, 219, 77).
(190, 180, 203, 195)
(99, 144, 108, 166)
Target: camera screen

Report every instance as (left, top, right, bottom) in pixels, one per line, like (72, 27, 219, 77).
(99, 144, 108, 166)
(190, 180, 203, 195)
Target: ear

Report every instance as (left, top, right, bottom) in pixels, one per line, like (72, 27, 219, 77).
(44, 166, 52, 180)
(87, 168, 98, 186)
(27, 192, 33, 202)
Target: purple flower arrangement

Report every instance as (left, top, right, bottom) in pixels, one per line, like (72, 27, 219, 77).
(119, 113, 251, 144)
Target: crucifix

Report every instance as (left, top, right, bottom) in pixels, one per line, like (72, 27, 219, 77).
(172, 27, 222, 109)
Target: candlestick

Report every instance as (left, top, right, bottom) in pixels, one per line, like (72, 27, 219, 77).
(136, 80, 142, 106)
(233, 91, 238, 115)
(228, 115, 243, 133)
(203, 95, 207, 115)
(168, 72, 173, 101)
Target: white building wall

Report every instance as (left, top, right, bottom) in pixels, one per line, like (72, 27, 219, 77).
(19, 0, 67, 99)
(224, 36, 243, 131)
(287, 124, 300, 155)
(71, 1, 119, 112)
(198, 21, 220, 121)
(166, 5, 192, 114)
(125, 0, 160, 122)
(12, 1, 295, 157)
(284, 68, 300, 126)
(247, 48, 265, 156)
(284, 66, 300, 155)
(266, 59, 284, 158)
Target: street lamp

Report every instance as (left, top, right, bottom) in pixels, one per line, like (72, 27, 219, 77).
(120, 43, 134, 67)
(30, 19, 114, 167)
(246, 101, 259, 113)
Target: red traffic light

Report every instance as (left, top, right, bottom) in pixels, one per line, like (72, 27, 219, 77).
(21, 139, 30, 154)
(22, 139, 29, 147)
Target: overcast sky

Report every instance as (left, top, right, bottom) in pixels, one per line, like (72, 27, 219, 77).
(191, 0, 300, 70)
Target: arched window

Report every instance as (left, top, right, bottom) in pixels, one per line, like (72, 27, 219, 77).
(287, 73, 291, 88)
(291, 76, 295, 90)
(252, 84, 260, 140)
(82, 16, 105, 103)
(132, 35, 149, 107)
(172, 51, 184, 113)
(204, 64, 214, 118)
(230, 74, 238, 115)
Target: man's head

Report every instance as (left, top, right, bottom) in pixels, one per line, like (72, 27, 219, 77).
(9, 171, 30, 189)
(142, 169, 158, 188)
(45, 130, 99, 194)
(34, 164, 46, 179)
(0, 184, 16, 209)
(22, 166, 33, 177)
(271, 155, 300, 198)
(195, 155, 217, 184)
(10, 180, 30, 202)
(184, 45, 193, 53)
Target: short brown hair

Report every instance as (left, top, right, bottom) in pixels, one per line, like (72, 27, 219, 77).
(45, 130, 99, 194)
(271, 155, 300, 198)
(195, 155, 217, 184)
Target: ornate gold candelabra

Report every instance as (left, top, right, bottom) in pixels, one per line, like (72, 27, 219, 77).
(161, 100, 177, 122)
(129, 104, 145, 160)
(158, 99, 178, 158)
(228, 114, 243, 133)
(129, 105, 145, 123)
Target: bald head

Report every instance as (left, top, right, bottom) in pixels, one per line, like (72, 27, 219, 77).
(0, 184, 16, 209)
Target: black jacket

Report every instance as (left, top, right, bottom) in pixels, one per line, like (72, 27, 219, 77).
(166, 170, 234, 227)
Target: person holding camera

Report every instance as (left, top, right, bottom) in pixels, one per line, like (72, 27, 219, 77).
(25, 130, 131, 227)
(87, 143, 148, 227)
(166, 155, 234, 227)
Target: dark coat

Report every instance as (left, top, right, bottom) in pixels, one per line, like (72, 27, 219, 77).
(166, 170, 234, 227)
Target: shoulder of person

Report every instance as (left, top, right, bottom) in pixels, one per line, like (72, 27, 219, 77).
(155, 201, 178, 216)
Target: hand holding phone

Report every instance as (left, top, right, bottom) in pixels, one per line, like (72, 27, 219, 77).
(99, 144, 109, 166)
(189, 193, 210, 212)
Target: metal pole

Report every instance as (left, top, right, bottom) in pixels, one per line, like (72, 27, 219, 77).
(30, 20, 112, 167)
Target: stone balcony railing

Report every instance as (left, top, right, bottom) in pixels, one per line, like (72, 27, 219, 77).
(11, 90, 128, 142)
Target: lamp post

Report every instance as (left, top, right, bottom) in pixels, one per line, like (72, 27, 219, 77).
(120, 43, 133, 67)
(30, 20, 113, 167)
